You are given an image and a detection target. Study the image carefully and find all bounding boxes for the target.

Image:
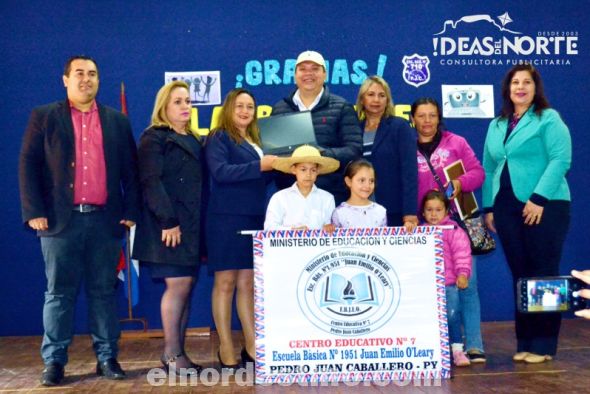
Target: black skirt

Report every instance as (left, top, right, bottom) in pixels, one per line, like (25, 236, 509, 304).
(206, 213, 263, 274)
(144, 261, 199, 279)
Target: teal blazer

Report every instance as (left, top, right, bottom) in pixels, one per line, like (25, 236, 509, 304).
(482, 107, 571, 208)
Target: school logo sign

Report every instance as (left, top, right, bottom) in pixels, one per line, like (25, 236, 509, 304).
(253, 228, 448, 384)
(401, 54, 431, 88)
(432, 12, 579, 67)
(297, 248, 400, 336)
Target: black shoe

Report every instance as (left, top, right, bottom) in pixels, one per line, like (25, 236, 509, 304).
(179, 351, 204, 372)
(161, 353, 202, 376)
(241, 348, 255, 364)
(41, 362, 64, 386)
(96, 358, 126, 380)
(467, 351, 487, 363)
(217, 351, 239, 371)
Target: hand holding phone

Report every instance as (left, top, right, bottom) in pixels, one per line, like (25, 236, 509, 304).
(445, 182, 455, 199)
(571, 270, 590, 318)
(517, 276, 588, 313)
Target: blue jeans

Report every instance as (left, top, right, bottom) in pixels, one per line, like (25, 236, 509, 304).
(40, 211, 121, 366)
(445, 285, 462, 345)
(459, 258, 484, 353)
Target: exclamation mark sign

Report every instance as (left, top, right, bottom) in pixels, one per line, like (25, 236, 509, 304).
(433, 37, 438, 56)
(376, 54, 387, 77)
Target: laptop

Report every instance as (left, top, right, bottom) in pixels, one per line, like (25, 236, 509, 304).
(258, 111, 317, 155)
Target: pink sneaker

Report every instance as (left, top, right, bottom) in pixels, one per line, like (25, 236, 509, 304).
(453, 350, 471, 367)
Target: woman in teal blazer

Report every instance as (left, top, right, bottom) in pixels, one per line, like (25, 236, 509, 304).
(483, 64, 571, 364)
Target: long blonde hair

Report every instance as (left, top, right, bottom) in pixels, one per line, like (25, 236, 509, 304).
(210, 88, 261, 146)
(150, 80, 193, 134)
(356, 75, 395, 120)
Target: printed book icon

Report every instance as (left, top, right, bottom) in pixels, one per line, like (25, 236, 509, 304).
(320, 273, 378, 307)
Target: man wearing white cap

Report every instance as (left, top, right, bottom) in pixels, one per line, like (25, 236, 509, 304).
(272, 50, 362, 204)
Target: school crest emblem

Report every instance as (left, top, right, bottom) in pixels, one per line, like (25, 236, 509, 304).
(402, 54, 431, 88)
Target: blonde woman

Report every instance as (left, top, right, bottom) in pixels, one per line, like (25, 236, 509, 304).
(133, 81, 203, 375)
(355, 76, 418, 232)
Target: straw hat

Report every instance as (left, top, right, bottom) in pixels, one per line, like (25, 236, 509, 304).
(272, 145, 340, 175)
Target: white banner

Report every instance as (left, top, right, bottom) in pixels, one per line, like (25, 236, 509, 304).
(252, 227, 450, 384)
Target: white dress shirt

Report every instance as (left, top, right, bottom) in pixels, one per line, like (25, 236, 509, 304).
(247, 139, 263, 158)
(264, 182, 335, 230)
(292, 88, 324, 111)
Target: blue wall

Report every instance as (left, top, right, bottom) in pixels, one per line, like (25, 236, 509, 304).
(1, 0, 589, 335)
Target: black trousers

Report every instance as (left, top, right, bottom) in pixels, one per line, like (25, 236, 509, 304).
(493, 188, 570, 355)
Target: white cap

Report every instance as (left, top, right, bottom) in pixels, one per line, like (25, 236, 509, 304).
(295, 50, 326, 68)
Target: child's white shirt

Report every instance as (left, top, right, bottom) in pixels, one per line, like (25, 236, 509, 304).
(264, 182, 335, 230)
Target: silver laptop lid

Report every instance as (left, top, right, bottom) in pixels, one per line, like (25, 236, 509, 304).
(259, 111, 317, 155)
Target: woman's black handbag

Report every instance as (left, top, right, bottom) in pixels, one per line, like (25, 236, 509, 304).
(423, 154, 496, 255)
(454, 211, 496, 255)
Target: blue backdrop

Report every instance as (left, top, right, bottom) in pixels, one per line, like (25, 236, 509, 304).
(1, 0, 588, 336)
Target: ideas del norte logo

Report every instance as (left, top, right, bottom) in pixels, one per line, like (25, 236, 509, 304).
(297, 248, 400, 336)
(432, 12, 579, 66)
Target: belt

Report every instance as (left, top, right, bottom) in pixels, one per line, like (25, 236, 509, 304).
(73, 204, 105, 213)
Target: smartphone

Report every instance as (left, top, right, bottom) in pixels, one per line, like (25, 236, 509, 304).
(517, 276, 588, 313)
(445, 183, 454, 199)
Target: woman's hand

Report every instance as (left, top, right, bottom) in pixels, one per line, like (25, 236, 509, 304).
(402, 215, 418, 233)
(456, 274, 469, 289)
(260, 155, 278, 171)
(484, 212, 496, 233)
(162, 226, 181, 248)
(522, 200, 544, 226)
(444, 179, 462, 200)
(322, 223, 335, 233)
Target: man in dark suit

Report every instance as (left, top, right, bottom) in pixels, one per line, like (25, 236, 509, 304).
(18, 55, 140, 386)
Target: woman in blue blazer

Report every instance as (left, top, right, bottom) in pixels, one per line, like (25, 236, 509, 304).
(355, 76, 418, 231)
(483, 64, 572, 364)
(205, 89, 277, 370)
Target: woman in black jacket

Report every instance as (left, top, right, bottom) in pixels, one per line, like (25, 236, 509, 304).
(133, 81, 203, 375)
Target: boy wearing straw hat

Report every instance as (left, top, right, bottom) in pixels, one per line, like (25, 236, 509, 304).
(264, 145, 339, 231)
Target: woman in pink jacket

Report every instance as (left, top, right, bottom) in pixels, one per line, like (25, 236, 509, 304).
(412, 97, 487, 363)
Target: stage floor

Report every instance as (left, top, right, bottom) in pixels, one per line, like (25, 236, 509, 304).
(1, 319, 590, 393)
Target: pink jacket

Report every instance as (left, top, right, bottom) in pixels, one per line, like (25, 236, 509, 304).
(417, 131, 484, 209)
(438, 216, 472, 286)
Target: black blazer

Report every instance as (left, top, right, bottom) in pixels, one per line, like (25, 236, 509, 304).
(18, 100, 140, 237)
(132, 127, 204, 265)
(367, 116, 417, 225)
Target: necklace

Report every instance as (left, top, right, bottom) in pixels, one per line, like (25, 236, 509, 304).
(513, 106, 530, 119)
(365, 121, 379, 131)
